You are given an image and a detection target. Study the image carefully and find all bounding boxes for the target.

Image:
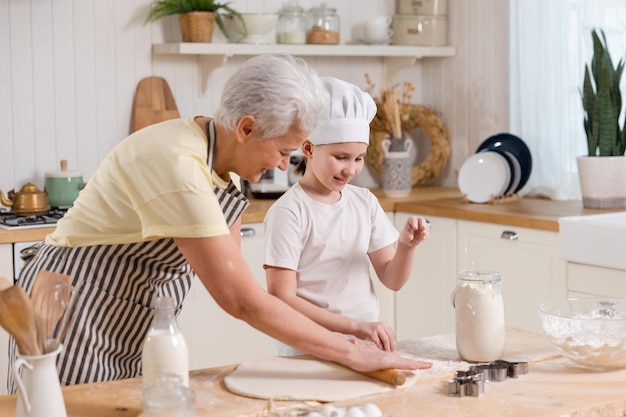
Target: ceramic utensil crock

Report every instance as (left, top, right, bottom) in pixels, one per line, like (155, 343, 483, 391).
(13, 341, 67, 417)
(45, 160, 84, 208)
(381, 137, 413, 197)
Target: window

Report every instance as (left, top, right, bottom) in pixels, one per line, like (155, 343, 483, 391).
(510, 0, 626, 199)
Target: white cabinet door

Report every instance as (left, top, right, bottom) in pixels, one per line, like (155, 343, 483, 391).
(394, 213, 457, 340)
(457, 220, 566, 333)
(0, 244, 12, 282)
(0, 244, 11, 395)
(178, 223, 276, 369)
(567, 262, 626, 298)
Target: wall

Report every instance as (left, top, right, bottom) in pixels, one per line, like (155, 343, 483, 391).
(0, 0, 509, 194)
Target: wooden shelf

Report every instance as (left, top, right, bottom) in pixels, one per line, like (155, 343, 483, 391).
(152, 42, 456, 93)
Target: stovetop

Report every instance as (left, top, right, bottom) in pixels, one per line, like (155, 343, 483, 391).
(0, 208, 68, 230)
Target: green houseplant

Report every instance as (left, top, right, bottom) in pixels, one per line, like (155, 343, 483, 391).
(581, 28, 625, 156)
(577, 28, 626, 208)
(145, 0, 244, 43)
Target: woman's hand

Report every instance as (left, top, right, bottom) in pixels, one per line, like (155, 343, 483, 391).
(341, 339, 433, 373)
(398, 216, 430, 248)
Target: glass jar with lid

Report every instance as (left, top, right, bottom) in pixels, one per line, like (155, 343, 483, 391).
(451, 270, 506, 362)
(306, 3, 340, 44)
(276, 1, 307, 44)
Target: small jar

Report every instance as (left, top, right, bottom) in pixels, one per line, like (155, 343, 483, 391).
(306, 3, 340, 44)
(451, 270, 506, 362)
(276, 2, 307, 44)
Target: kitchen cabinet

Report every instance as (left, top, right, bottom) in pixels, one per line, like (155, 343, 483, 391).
(177, 222, 277, 370)
(566, 262, 626, 299)
(457, 220, 567, 333)
(0, 244, 10, 395)
(152, 43, 455, 93)
(0, 244, 12, 281)
(394, 213, 457, 340)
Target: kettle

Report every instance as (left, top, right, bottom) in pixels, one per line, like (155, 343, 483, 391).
(0, 183, 50, 216)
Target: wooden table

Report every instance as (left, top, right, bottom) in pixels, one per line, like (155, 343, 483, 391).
(1, 328, 625, 416)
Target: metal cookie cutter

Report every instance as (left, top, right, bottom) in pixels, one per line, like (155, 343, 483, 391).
(448, 369, 485, 397)
(449, 360, 529, 397)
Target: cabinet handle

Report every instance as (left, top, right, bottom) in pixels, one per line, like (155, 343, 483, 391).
(240, 227, 256, 238)
(501, 230, 518, 240)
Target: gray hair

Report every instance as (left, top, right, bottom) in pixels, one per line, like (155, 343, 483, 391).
(213, 54, 329, 139)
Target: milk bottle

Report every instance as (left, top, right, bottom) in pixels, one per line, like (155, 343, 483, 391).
(142, 296, 189, 388)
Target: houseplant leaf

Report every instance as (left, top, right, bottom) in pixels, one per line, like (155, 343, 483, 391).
(581, 29, 625, 156)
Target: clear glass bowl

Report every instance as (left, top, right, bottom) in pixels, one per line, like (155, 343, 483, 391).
(538, 298, 626, 371)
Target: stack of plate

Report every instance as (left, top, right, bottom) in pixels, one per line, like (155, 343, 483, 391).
(458, 133, 532, 203)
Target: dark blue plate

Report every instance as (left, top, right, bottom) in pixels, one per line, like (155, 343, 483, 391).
(477, 133, 532, 194)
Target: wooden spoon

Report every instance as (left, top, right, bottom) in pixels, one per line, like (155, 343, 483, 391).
(31, 270, 71, 351)
(0, 284, 41, 356)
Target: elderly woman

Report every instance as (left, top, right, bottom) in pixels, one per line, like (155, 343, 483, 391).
(8, 54, 429, 392)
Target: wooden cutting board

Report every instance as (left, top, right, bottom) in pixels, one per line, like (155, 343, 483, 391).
(131, 76, 180, 133)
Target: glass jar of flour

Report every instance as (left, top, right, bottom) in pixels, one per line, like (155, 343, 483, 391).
(276, 2, 307, 44)
(451, 270, 506, 362)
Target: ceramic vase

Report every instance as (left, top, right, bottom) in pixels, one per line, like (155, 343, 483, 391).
(13, 342, 67, 417)
(381, 137, 413, 197)
(577, 156, 626, 209)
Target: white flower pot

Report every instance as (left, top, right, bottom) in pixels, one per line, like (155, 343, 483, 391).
(577, 156, 626, 209)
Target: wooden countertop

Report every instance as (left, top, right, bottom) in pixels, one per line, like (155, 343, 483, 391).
(2, 187, 624, 244)
(0, 187, 463, 244)
(396, 195, 626, 232)
(1, 328, 625, 417)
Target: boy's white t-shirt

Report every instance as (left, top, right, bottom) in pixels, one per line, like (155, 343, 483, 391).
(264, 183, 399, 323)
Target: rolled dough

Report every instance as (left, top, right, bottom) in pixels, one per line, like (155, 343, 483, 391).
(223, 355, 417, 402)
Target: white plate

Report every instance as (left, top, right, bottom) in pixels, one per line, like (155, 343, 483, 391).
(478, 148, 521, 196)
(458, 151, 510, 203)
(500, 149, 521, 195)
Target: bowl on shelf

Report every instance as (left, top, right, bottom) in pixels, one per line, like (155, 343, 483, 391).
(228, 13, 278, 44)
(538, 298, 626, 371)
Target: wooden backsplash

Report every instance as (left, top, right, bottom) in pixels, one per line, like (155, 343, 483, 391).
(0, 0, 508, 193)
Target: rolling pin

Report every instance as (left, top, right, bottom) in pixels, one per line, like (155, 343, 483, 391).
(358, 368, 407, 386)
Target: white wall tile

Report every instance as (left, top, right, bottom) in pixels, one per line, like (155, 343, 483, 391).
(0, 0, 509, 194)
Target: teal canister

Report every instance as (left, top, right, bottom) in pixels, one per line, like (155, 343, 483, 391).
(44, 160, 84, 208)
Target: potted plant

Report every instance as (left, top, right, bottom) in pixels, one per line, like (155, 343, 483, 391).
(577, 28, 626, 208)
(145, 0, 244, 43)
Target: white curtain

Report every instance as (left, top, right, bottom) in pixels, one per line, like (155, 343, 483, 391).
(510, 0, 626, 200)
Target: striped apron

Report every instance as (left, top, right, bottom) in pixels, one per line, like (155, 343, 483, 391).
(7, 120, 249, 392)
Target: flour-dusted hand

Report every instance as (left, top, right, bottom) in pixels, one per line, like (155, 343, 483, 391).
(342, 340, 433, 373)
(398, 216, 430, 248)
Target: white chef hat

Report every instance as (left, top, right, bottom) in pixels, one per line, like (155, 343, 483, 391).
(309, 77, 377, 145)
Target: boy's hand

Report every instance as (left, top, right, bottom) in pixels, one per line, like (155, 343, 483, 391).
(398, 216, 430, 248)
